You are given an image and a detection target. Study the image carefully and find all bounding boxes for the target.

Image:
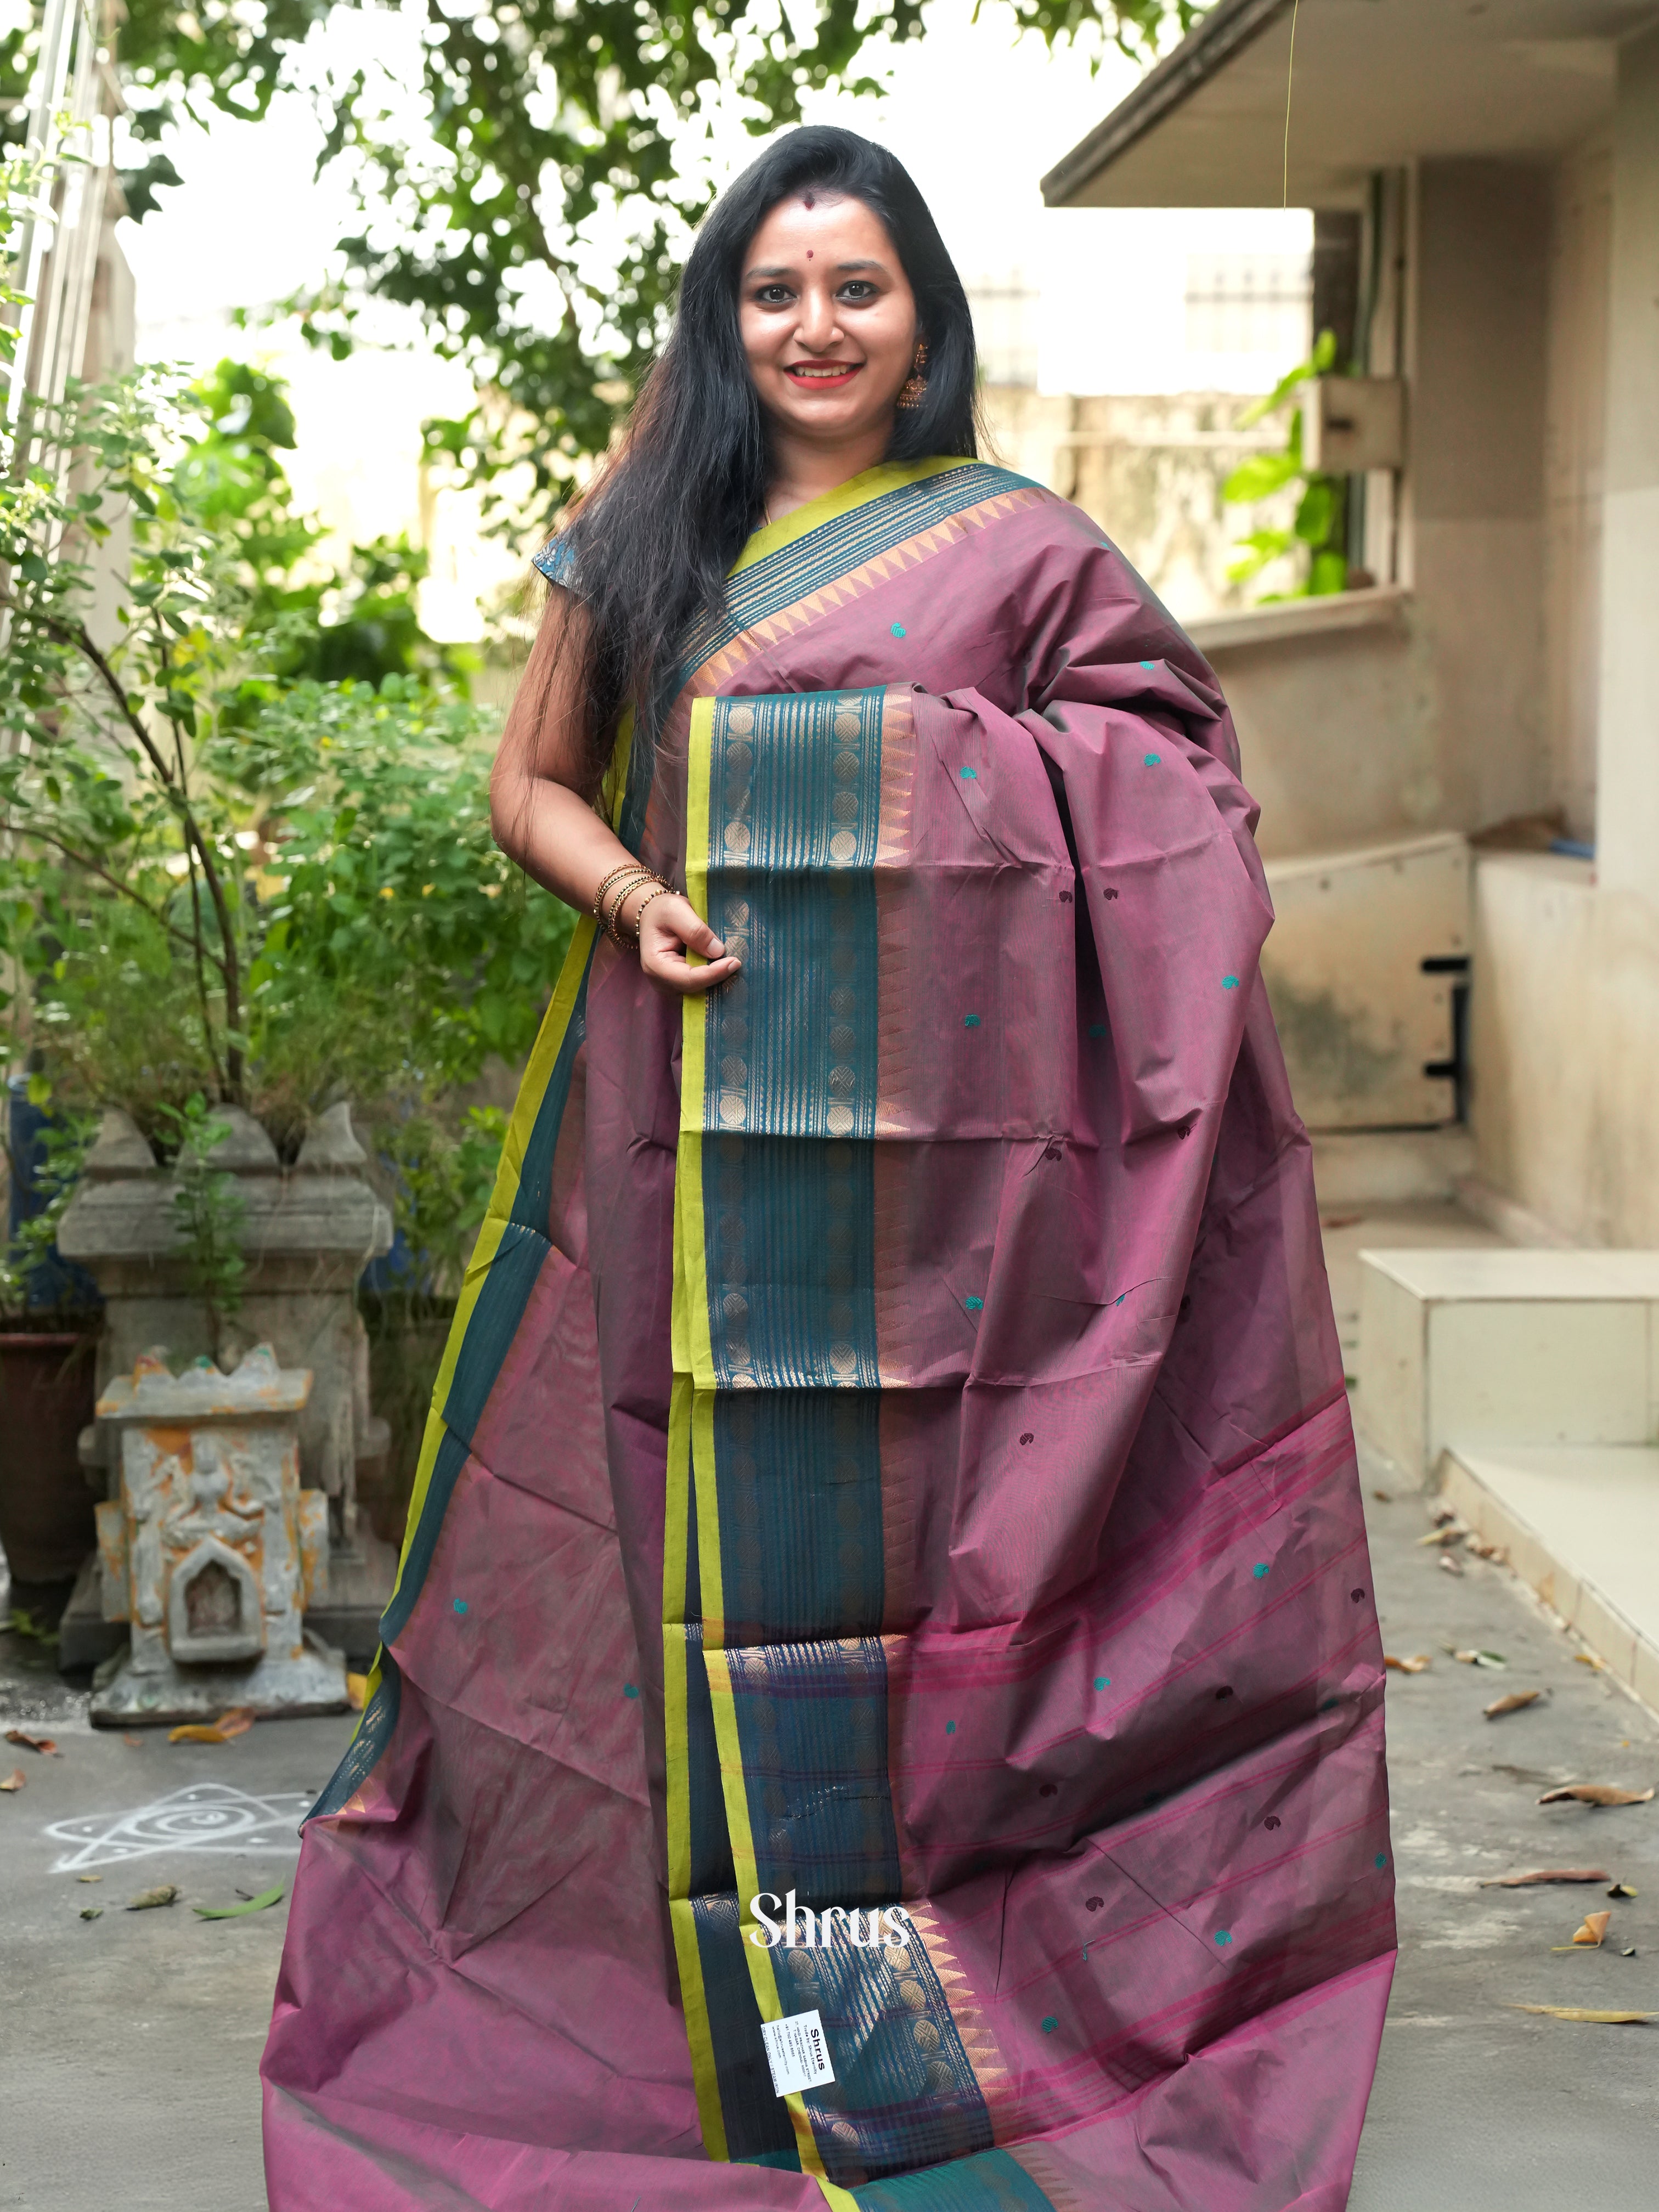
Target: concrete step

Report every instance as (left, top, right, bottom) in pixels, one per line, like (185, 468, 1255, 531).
(1358, 1247, 1659, 1480)
(1440, 1443, 1659, 1714)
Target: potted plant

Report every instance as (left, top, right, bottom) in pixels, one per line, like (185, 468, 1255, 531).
(0, 1091, 100, 1623)
(0, 328, 572, 1651)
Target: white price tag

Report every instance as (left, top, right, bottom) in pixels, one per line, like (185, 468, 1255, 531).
(760, 2008, 836, 2096)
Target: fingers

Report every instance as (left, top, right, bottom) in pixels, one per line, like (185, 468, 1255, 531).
(637, 893, 742, 997)
(640, 947, 742, 997)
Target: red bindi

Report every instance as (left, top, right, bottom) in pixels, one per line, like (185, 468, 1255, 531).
(806, 250, 813, 259)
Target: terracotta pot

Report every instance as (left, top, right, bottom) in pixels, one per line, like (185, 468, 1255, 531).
(0, 1332, 98, 1584)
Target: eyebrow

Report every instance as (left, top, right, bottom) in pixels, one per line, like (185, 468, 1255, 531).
(743, 258, 889, 280)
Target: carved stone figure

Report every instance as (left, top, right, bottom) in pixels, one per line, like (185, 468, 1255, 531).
(91, 1345, 347, 1724)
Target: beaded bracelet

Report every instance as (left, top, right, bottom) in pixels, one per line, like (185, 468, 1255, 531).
(603, 869, 668, 949)
(592, 862, 645, 923)
(599, 866, 656, 939)
(627, 883, 676, 945)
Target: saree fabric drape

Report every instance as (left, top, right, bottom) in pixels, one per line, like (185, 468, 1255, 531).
(262, 458, 1393, 2211)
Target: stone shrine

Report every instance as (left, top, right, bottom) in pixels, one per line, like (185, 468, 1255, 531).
(91, 1345, 347, 1724)
(58, 1099, 397, 1661)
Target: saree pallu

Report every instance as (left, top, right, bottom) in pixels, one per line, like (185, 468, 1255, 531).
(263, 458, 1394, 2211)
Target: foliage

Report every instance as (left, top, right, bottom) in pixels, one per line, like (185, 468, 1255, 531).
(2, 2, 1205, 529)
(1222, 329, 1351, 601)
(155, 1094, 248, 1358)
(0, 1109, 98, 1323)
(0, 140, 572, 1274)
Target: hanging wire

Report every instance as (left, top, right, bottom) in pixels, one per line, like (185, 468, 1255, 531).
(1283, 0, 1302, 209)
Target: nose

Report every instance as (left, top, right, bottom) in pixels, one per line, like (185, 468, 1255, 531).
(795, 283, 844, 354)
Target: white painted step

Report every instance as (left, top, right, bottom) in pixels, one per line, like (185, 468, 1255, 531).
(1358, 1248, 1659, 1479)
(1441, 1444, 1659, 1714)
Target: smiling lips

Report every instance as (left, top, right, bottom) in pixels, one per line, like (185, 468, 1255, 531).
(784, 361, 862, 387)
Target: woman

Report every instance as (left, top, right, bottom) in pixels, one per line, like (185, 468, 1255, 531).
(264, 128, 1393, 2210)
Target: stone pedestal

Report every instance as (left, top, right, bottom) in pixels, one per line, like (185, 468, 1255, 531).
(58, 1101, 398, 1657)
(90, 1346, 347, 1725)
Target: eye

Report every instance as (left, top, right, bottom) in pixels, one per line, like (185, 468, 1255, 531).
(753, 284, 794, 307)
(838, 280, 878, 303)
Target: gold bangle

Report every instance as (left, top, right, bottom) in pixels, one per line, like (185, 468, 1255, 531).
(600, 867, 657, 941)
(593, 862, 644, 921)
(605, 870, 664, 946)
(627, 883, 676, 946)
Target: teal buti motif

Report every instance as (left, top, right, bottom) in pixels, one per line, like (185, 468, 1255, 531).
(1222, 975, 1239, 990)
(959, 766, 977, 779)
(1143, 753, 1161, 766)
(453, 1599, 468, 1615)
(945, 1720, 957, 1735)
(1094, 1676, 1109, 1691)
(624, 1683, 640, 1700)
(963, 1013, 981, 1028)
(1040, 2016, 1058, 2034)
(964, 1296, 984, 1312)
(891, 622, 906, 637)
(1215, 1929, 1233, 1947)
(1253, 1563, 1269, 1579)
(1376, 1853, 1388, 1870)
(1140, 659, 1155, 670)
(1087, 1023, 1107, 1039)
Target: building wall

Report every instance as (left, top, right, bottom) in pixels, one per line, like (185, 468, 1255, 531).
(1596, 21, 1659, 900)
(1404, 159, 1551, 837)
(1542, 132, 1612, 846)
(1471, 854, 1659, 1247)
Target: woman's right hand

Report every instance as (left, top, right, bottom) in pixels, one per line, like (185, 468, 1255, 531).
(624, 885, 742, 997)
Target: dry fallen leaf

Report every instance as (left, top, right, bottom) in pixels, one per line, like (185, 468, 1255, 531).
(121, 1732, 145, 1748)
(126, 1883, 179, 1911)
(1572, 1910, 1612, 1946)
(1539, 1785, 1656, 1808)
(168, 1723, 230, 1744)
(1449, 1647, 1508, 1668)
(1385, 1654, 1433, 1674)
(4, 1728, 60, 1754)
(79, 1906, 103, 1921)
(1608, 1882, 1639, 1899)
(1372, 1489, 1392, 1503)
(1419, 1525, 1468, 1547)
(1438, 1554, 1465, 1577)
(1575, 1652, 1609, 1673)
(0, 1767, 25, 1792)
(346, 1673, 369, 1712)
(76, 1874, 101, 1884)
(1430, 1503, 1459, 1526)
(1479, 1869, 1611, 1888)
(1508, 2005, 1654, 2024)
(214, 1706, 256, 1737)
(1467, 1541, 1509, 1562)
(1486, 1690, 1548, 1720)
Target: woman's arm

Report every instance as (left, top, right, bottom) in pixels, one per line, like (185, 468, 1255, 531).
(489, 588, 740, 996)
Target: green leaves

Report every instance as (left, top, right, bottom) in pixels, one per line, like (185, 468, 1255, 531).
(1223, 329, 1350, 603)
(192, 1882, 286, 1919)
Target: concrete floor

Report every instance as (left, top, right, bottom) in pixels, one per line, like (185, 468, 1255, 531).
(3, 1204, 1655, 2210)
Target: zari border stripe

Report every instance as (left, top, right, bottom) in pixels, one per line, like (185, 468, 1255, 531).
(729, 456, 970, 578)
(666, 691, 731, 2157)
(662, 1373, 730, 2161)
(704, 1641, 832, 2182)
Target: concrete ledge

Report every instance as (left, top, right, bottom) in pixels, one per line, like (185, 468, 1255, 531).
(1440, 1443, 1659, 1716)
(1312, 1130, 1474, 1210)
(1187, 585, 1410, 656)
(1358, 1247, 1659, 1480)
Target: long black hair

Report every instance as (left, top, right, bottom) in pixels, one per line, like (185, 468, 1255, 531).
(548, 126, 980, 792)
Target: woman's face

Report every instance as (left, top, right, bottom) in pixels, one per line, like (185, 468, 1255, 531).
(738, 193, 920, 453)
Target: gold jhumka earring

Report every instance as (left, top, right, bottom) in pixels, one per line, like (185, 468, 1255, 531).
(896, 338, 929, 408)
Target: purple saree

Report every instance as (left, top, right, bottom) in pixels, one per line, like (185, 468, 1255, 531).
(262, 457, 1393, 2210)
